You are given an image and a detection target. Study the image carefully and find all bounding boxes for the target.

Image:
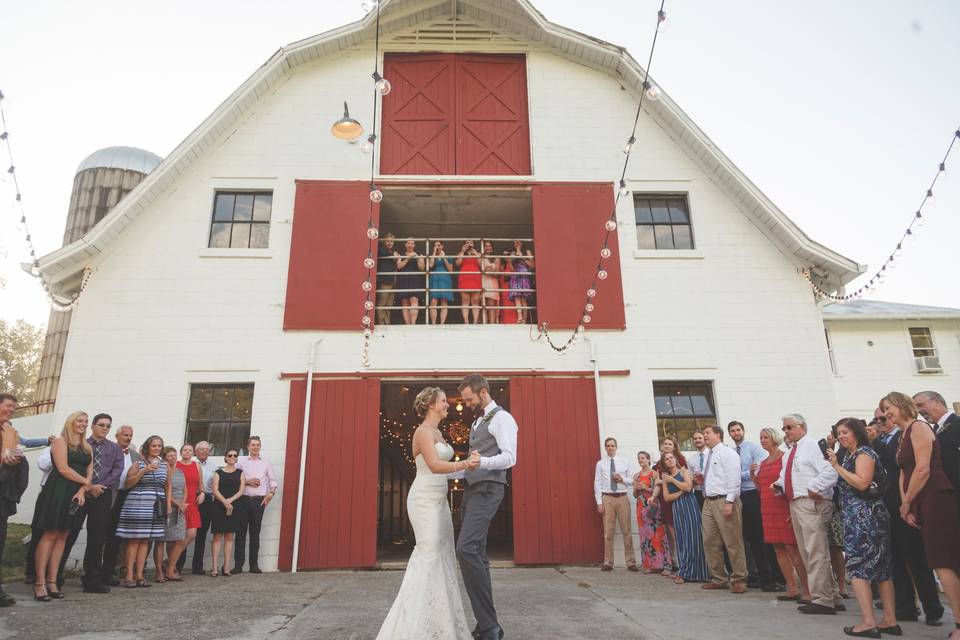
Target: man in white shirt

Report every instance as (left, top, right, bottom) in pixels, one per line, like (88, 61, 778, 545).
(699, 425, 748, 593)
(774, 413, 842, 614)
(594, 437, 637, 572)
(187, 441, 217, 575)
(102, 425, 140, 586)
(688, 430, 708, 508)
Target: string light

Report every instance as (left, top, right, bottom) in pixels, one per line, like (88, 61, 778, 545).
(803, 127, 959, 302)
(0, 89, 91, 310)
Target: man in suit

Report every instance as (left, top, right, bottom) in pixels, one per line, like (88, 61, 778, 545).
(915, 391, 960, 492)
(101, 425, 141, 585)
(874, 407, 944, 625)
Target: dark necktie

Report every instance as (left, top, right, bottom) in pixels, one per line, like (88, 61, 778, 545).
(609, 458, 616, 491)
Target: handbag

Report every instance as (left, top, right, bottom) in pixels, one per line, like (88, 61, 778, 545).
(851, 450, 888, 501)
(153, 495, 168, 521)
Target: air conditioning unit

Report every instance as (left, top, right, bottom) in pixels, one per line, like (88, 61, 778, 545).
(915, 356, 943, 374)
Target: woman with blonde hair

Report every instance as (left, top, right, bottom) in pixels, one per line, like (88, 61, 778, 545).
(883, 391, 960, 640)
(31, 411, 93, 601)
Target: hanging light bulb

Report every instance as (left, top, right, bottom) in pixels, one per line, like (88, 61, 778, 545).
(585, 303, 595, 313)
(331, 101, 364, 140)
(604, 219, 617, 231)
(600, 247, 612, 259)
(376, 78, 392, 95)
(618, 180, 629, 197)
(364, 300, 375, 311)
(370, 188, 383, 203)
(643, 81, 661, 101)
(361, 280, 373, 292)
(361, 0, 378, 13)
(582, 315, 592, 324)
(887, 256, 896, 270)
(623, 136, 636, 155)
(597, 270, 609, 280)
(364, 257, 376, 269)
(939, 161, 946, 177)
(905, 228, 915, 242)
(363, 329, 373, 338)
(925, 188, 935, 206)
(456, 402, 463, 412)
(915, 212, 925, 228)
(893, 242, 903, 257)
(587, 288, 597, 298)
(576, 324, 586, 333)
(367, 226, 380, 239)
(360, 134, 376, 154)
(362, 315, 372, 326)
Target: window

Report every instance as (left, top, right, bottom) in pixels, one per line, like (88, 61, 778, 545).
(908, 327, 937, 358)
(209, 192, 272, 248)
(825, 328, 838, 375)
(184, 384, 253, 454)
(653, 381, 717, 449)
(634, 196, 693, 250)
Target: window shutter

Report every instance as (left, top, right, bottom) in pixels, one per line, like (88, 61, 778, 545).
(283, 181, 379, 330)
(532, 183, 625, 330)
(380, 53, 456, 175)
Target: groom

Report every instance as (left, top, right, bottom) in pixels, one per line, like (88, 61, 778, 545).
(457, 374, 518, 640)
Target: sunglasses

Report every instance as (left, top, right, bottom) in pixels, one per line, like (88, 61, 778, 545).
(225, 453, 238, 458)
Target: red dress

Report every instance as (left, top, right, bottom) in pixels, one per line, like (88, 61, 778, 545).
(897, 421, 960, 571)
(176, 460, 202, 529)
(757, 454, 796, 545)
(458, 256, 482, 292)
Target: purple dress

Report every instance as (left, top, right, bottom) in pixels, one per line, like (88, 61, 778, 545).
(508, 260, 532, 301)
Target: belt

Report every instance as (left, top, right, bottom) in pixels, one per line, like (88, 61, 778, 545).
(602, 492, 627, 497)
(704, 495, 727, 501)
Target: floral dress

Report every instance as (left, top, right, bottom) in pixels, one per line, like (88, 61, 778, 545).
(838, 446, 891, 581)
(634, 470, 670, 571)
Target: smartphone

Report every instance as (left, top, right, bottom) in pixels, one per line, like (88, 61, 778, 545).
(67, 498, 81, 516)
(817, 438, 830, 461)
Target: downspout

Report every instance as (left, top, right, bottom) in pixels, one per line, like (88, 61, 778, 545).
(586, 336, 606, 454)
(291, 337, 322, 573)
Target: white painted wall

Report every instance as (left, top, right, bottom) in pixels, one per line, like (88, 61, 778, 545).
(825, 317, 960, 417)
(31, 48, 841, 570)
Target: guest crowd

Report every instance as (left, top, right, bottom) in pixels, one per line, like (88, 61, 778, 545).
(0, 393, 277, 606)
(595, 390, 960, 639)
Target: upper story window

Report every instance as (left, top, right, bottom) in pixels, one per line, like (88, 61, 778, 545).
(653, 381, 717, 449)
(634, 196, 693, 250)
(908, 327, 937, 358)
(185, 383, 253, 455)
(825, 328, 838, 375)
(209, 192, 272, 248)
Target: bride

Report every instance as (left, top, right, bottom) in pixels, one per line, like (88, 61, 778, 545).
(376, 387, 481, 640)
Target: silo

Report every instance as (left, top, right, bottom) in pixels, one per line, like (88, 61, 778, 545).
(33, 146, 162, 413)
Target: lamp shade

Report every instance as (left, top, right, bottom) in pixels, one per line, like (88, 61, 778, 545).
(331, 101, 363, 140)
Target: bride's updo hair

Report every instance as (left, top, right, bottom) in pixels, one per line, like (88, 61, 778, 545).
(414, 387, 444, 417)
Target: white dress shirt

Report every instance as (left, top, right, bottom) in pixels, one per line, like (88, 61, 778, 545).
(118, 449, 135, 489)
(476, 400, 518, 471)
(937, 412, 955, 434)
(775, 434, 838, 499)
(37, 446, 53, 486)
(689, 448, 708, 492)
(594, 455, 634, 505)
(198, 457, 219, 493)
(703, 442, 741, 502)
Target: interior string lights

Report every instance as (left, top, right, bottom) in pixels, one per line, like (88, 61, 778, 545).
(534, 0, 668, 355)
(0, 89, 92, 311)
(803, 127, 959, 302)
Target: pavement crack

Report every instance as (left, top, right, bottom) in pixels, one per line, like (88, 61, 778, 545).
(553, 568, 666, 640)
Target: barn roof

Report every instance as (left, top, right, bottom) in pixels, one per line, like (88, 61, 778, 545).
(37, 0, 864, 291)
(822, 300, 960, 321)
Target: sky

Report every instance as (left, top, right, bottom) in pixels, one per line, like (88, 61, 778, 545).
(1, 0, 958, 328)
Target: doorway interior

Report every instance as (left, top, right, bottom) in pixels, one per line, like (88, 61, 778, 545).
(377, 379, 514, 563)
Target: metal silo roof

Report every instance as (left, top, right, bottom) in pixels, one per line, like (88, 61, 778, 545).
(76, 146, 163, 174)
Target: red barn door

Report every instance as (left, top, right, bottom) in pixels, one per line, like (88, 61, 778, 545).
(510, 377, 603, 564)
(278, 378, 380, 570)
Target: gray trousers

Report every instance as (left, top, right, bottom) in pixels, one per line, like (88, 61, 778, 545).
(456, 481, 505, 635)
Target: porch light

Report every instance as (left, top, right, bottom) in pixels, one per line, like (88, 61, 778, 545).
(331, 101, 363, 140)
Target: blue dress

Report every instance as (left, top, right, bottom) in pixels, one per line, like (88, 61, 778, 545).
(839, 446, 891, 581)
(665, 471, 709, 582)
(429, 258, 454, 302)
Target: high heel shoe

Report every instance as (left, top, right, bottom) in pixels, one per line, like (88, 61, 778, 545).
(33, 584, 51, 602)
(44, 582, 64, 599)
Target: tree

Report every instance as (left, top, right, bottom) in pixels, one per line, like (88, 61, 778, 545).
(0, 319, 45, 405)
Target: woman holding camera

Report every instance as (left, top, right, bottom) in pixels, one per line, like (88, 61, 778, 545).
(428, 241, 454, 325)
(31, 411, 92, 601)
(507, 240, 534, 324)
(455, 240, 482, 324)
(827, 417, 896, 638)
(395, 238, 426, 325)
(116, 435, 170, 587)
(480, 241, 500, 325)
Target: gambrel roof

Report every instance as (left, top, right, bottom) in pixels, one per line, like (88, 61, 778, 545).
(37, 0, 864, 291)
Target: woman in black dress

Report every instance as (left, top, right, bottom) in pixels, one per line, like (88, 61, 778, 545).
(210, 449, 246, 576)
(395, 238, 425, 325)
(32, 411, 92, 601)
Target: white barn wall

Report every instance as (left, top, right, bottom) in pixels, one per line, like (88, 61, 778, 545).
(826, 318, 960, 417)
(40, 49, 840, 570)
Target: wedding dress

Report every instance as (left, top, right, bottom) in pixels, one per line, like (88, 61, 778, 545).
(376, 441, 474, 640)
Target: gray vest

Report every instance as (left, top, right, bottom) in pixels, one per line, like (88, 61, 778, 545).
(465, 407, 508, 485)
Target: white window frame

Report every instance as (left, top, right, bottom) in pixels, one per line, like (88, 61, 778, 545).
(907, 326, 938, 359)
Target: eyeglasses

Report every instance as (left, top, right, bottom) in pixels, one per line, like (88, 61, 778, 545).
(94, 423, 112, 429)
(225, 454, 238, 458)
(876, 416, 887, 423)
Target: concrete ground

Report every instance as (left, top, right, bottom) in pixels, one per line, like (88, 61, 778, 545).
(0, 567, 952, 640)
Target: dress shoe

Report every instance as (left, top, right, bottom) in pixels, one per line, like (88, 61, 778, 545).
(249, 566, 262, 574)
(776, 594, 800, 602)
(843, 626, 880, 638)
(877, 625, 903, 636)
(627, 565, 639, 572)
(762, 583, 786, 592)
(82, 584, 111, 594)
(232, 567, 243, 574)
(105, 577, 121, 587)
(925, 617, 943, 627)
(192, 569, 206, 576)
(600, 564, 613, 571)
(798, 603, 837, 615)
(747, 578, 762, 589)
(0, 591, 15, 607)
(836, 604, 847, 612)
(730, 582, 747, 594)
(701, 582, 729, 590)
(476, 626, 504, 640)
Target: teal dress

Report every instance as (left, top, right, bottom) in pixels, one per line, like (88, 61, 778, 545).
(429, 258, 454, 302)
(32, 446, 90, 531)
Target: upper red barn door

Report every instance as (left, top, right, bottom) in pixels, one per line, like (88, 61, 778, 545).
(455, 54, 531, 175)
(380, 53, 457, 175)
(510, 376, 603, 564)
(283, 181, 379, 330)
(532, 183, 626, 330)
(278, 378, 380, 570)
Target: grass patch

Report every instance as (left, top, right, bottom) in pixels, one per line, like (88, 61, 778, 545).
(2, 522, 30, 583)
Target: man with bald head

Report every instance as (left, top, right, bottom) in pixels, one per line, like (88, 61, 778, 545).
(914, 391, 959, 493)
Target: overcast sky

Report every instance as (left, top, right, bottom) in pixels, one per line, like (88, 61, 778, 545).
(1, 0, 958, 327)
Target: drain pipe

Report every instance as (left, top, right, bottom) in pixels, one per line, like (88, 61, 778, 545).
(291, 337, 322, 573)
(586, 336, 606, 454)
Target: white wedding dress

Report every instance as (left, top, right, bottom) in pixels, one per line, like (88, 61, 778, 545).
(376, 441, 474, 640)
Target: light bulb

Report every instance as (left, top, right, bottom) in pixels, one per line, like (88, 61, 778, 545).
(361, 1, 378, 12)
(360, 139, 374, 154)
(577, 324, 585, 333)
(582, 315, 592, 324)
(362, 316, 372, 326)
(364, 300, 375, 311)
(375, 78, 392, 95)
(623, 137, 636, 155)
(939, 161, 946, 177)
(456, 403, 463, 412)
(367, 227, 379, 239)
(645, 84, 661, 101)
(887, 257, 896, 270)
(364, 257, 376, 269)
(915, 213, 925, 228)
(361, 281, 373, 292)
(370, 188, 383, 203)
(600, 247, 611, 259)
(925, 189, 934, 206)
(363, 329, 372, 338)
(585, 303, 595, 312)
(618, 181, 629, 197)
(604, 220, 616, 231)
(597, 270, 608, 280)
(587, 288, 597, 298)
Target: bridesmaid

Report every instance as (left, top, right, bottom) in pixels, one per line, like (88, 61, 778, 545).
(753, 427, 810, 603)
(633, 451, 669, 573)
(884, 391, 960, 640)
(211, 449, 246, 576)
(166, 444, 203, 580)
(480, 241, 500, 325)
(427, 241, 454, 325)
(507, 240, 534, 324)
(655, 436, 686, 575)
(660, 452, 709, 584)
(455, 240, 482, 324)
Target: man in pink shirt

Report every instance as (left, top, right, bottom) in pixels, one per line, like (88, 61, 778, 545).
(234, 436, 277, 573)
